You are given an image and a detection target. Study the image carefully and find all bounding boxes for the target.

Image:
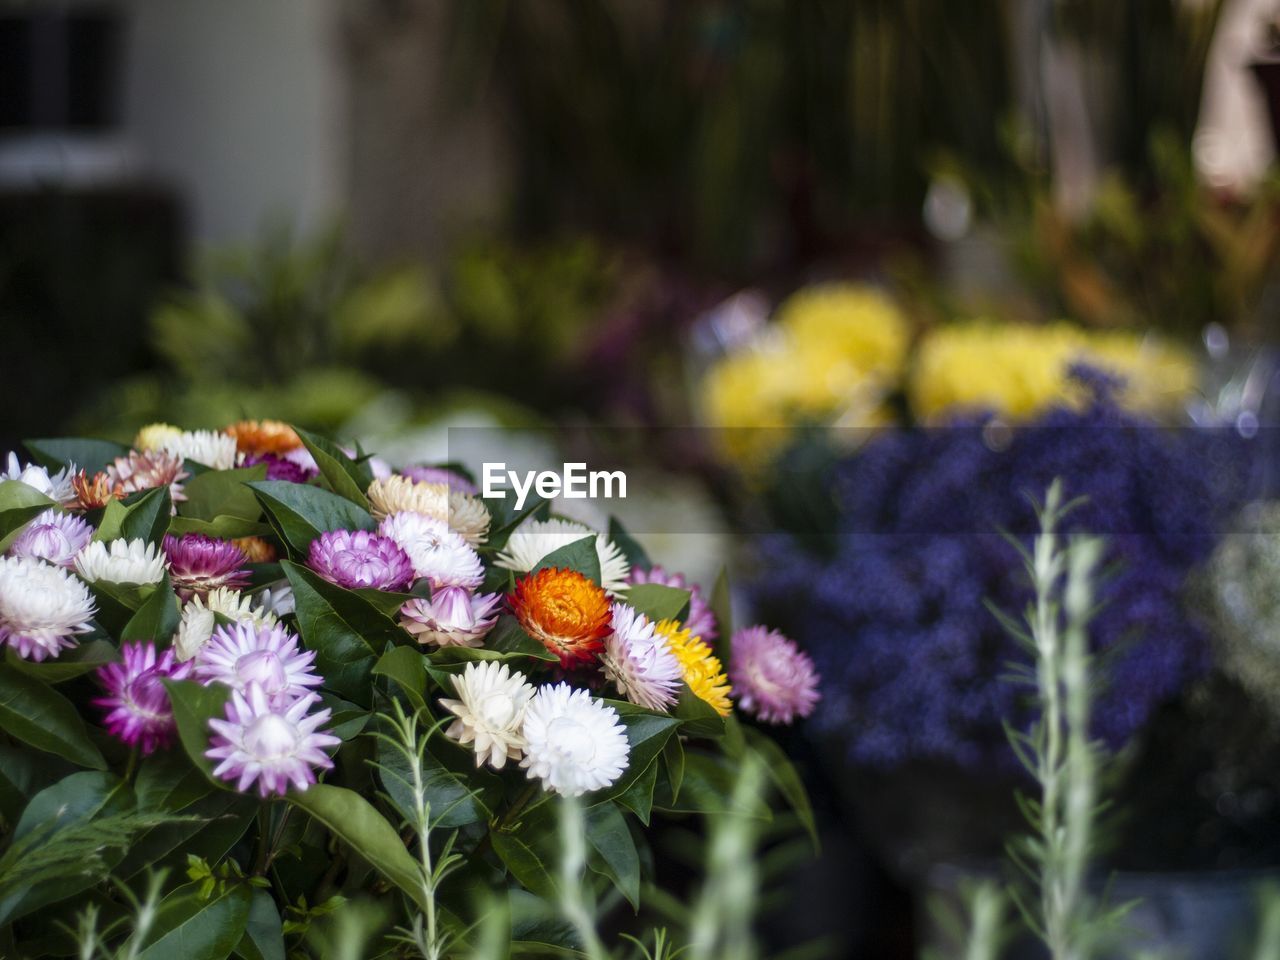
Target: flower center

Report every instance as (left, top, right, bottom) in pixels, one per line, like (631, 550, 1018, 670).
(548, 717, 595, 763)
(235, 650, 288, 694)
(244, 713, 300, 761)
(477, 692, 517, 728)
(125, 669, 169, 721)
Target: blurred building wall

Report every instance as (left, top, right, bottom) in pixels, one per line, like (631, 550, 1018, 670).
(120, 0, 343, 246)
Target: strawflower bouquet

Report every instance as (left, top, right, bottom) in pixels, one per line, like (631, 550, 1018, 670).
(0, 420, 818, 958)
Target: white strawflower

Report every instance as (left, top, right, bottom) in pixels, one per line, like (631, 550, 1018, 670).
(174, 587, 277, 662)
(439, 661, 536, 769)
(378, 512, 483, 589)
(600, 602, 683, 711)
(448, 490, 491, 547)
(161, 430, 238, 470)
(366, 475, 447, 522)
(0, 556, 96, 661)
(74, 538, 168, 586)
(2, 452, 75, 505)
(254, 584, 295, 619)
(520, 683, 630, 796)
(495, 518, 630, 595)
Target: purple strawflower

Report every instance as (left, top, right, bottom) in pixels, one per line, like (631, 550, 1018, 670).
(95, 642, 193, 755)
(399, 585, 501, 647)
(627, 565, 718, 641)
(206, 684, 340, 797)
(243, 452, 318, 484)
(163, 534, 251, 600)
(308, 529, 414, 591)
(194, 621, 322, 706)
(399, 465, 479, 496)
(728, 625, 820, 725)
(9, 509, 93, 567)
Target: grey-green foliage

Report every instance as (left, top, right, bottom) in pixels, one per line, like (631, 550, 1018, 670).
(1202, 503, 1280, 720)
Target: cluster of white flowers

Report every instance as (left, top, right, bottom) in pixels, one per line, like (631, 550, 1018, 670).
(440, 661, 630, 796)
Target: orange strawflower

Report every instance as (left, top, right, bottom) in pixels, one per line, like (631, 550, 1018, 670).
(225, 419, 302, 456)
(510, 567, 612, 667)
(232, 536, 277, 563)
(71, 470, 125, 511)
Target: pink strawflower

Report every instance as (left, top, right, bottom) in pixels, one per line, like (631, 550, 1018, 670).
(106, 449, 189, 505)
(601, 602, 683, 711)
(307, 529, 414, 592)
(206, 684, 340, 797)
(627, 565, 718, 642)
(399, 586, 501, 647)
(400, 465, 479, 496)
(9, 509, 93, 567)
(163, 534, 251, 600)
(95, 642, 193, 754)
(728, 626, 820, 725)
(242, 453, 317, 484)
(194, 621, 322, 706)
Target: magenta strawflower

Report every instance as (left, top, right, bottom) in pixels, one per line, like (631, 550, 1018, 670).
(728, 626, 820, 725)
(242, 453, 318, 484)
(627, 565, 718, 642)
(163, 533, 251, 600)
(307, 529, 414, 591)
(399, 586, 501, 647)
(9, 509, 93, 567)
(400, 465, 479, 496)
(95, 642, 193, 754)
(194, 621, 322, 706)
(206, 684, 340, 797)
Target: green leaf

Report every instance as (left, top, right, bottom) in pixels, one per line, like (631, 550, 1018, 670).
(24, 437, 129, 475)
(295, 427, 372, 510)
(529, 535, 601, 586)
(4, 638, 117, 683)
(371, 646, 428, 712)
(590, 704, 681, 804)
(179, 466, 268, 523)
(493, 829, 557, 900)
(282, 561, 405, 704)
(674, 683, 726, 738)
(235, 888, 286, 960)
(607, 516, 650, 570)
(374, 728, 501, 830)
(614, 753, 658, 825)
(585, 802, 640, 910)
(164, 679, 232, 789)
(662, 735, 685, 805)
(0, 666, 106, 769)
(428, 615, 556, 665)
(168, 515, 274, 540)
(316, 692, 369, 741)
(286, 784, 429, 911)
(121, 574, 181, 643)
(709, 568, 732, 660)
(624, 583, 691, 624)
(743, 726, 818, 851)
(352, 586, 414, 620)
(248, 480, 375, 558)
(89, 580, 158, 635)
(0, 480, 54, 542)
(94, 486, 172, 545)
(654, 751, 771, 819)
(136, 880, 253, 960)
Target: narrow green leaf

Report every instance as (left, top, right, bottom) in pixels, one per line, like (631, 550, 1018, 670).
(248, 481, 375, 558)
(743, 726, 818, 851)
(709, 568, 732, 657)
(0, 666, 106, 769)
(4, 638, 117, 683)
(286, 784, 429, 911)
(585, 802, 640, 910)
(294, 428, 372, 510)
(493, 829, 557, 900)
(168, 516, 274, 540)
(136, 881, 253, 960)
(615, 753, 658, 825)
(674, 683, 726, 738)
(372, 646, 428, 711)
(94, 486, 172, 545)
(590, 705, 681, 804)
(428, 615, 556, 665)
(121, 574, 181, 643)
(235, 888, 286, 960)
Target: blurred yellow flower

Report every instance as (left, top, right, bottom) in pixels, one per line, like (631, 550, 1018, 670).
(699, 283, 909, 465)
(909, 321, 1196, 422)
(133, 423, 183, 452)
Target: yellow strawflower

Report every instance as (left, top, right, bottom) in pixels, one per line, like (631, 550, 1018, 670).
(133, 422, 183, 452)
(655, 619, 732, 717)
(909, 320, 1196, 422)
